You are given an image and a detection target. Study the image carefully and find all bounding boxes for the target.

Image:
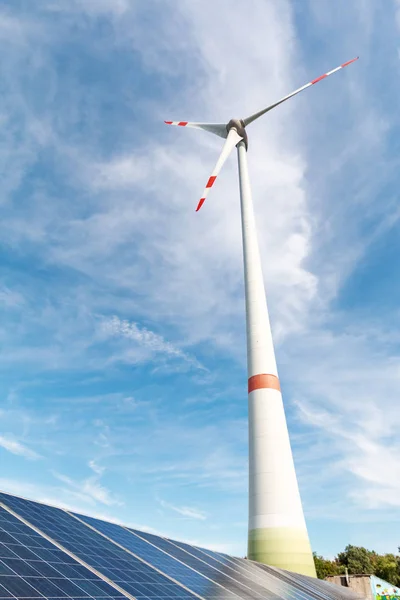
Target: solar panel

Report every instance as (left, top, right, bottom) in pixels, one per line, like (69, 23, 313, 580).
(0, 492, 363, 600)
(127, 530, 278, 600)
(165, 541, 310, 600)
(0, 494, 197, 600)
(0, 506, 125, 600)
(75, 513, 239, 600)
(199, 548, 318, 600)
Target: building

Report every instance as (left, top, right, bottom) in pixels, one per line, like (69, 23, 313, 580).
(326, 574, 400, 600)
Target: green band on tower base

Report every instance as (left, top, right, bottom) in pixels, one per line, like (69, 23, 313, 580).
(248, 527, 316, 577)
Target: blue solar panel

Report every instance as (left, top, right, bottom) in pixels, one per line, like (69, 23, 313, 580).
(0, 492, 363, 600)
(196, 547, 356, 600)
(77, 512, 240, 600)
(177, 544, 321, 600)
(129, 529, 284, 600)
(0, 494, 198, 599)
(163, 541, 307, 600)
(0, 506, 124, 600)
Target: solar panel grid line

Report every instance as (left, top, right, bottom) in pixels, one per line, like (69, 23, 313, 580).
(0, 507, 127, 600)
(167, 541, 284, 600)
(121, 526, 242, 600)
(172, 545, 302, 600)
(132, 531, 269, 600)
(197, 546, 340, 600)
(0, 492, 364, 600)
(158, 536, 279, 600)
(0, 494, 201, 600)
(189, 547, 313, 600)
(195, 543, 360, 600)
(129, 529, 247, 600)
(278, 571, 359, 600)
(74, 513, 241, 600)
(0, 503, 136, 600)
(247, 561, 342, 600)
(255, 564, 353, 600)
(262, 566, 345, 600)
(65, 512, 205, 600)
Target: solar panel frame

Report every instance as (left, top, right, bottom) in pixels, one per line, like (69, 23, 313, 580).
(189, 546, 358, 600)
(75, 512, 241, 600)
(190, 547, 318, 600)
(130, 530, 280, 600)
(0, 492, 365, 600)
(0, 506, 126, 600)
(0, 494, 200, 600)
(164, 541, 309, 600)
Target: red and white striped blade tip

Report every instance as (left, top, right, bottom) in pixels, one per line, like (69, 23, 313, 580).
(164, 121, 188, 126)
(342, 56, 359, 67)
(195, 175, 218, 212)
(196, 198, 205, 212)
(311, 56, 359, 84)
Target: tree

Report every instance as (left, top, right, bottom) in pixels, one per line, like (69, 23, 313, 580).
(337, 545, 375, 575)
(314, 545, 400, 588)
(372, 553, 400, 587)
(313, 553, 344, 579)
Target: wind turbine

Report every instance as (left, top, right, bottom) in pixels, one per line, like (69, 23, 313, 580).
(165, 57, 358, 578)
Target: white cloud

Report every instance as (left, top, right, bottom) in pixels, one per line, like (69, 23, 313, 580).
(82, 477, 122, 507)
(0, 0, 399, 552)
(89, 155, 150, 190)
(100, 315, 204, 369)
(0, 435, 41, 460)
(0, 287, 24, 308)
(88, 459, 105, 476)
(288, 323, 400, 515)
(51, 471, 123, 507)
(44, 0, 131, 17)
(159, 498, 207, 521)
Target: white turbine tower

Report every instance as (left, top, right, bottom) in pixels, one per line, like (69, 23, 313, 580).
(165, 57, 358, 577)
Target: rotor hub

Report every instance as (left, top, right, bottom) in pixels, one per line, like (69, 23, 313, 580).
(226, 118, 248, 149)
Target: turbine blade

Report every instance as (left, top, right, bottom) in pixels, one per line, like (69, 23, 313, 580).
(196, 128, 243, 212)
(243, 56, 359, 127)
(164, 121, 227, 139)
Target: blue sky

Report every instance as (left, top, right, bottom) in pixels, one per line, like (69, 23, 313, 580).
(0, 0, 399, 559)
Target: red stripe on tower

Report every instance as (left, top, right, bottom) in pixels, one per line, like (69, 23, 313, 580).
(164, 121, 173, 124)
(178, 122, 188, 126)
(311, 73, 328, 85)
(206, 176, 217, 188)
(248, 374, 281, 393)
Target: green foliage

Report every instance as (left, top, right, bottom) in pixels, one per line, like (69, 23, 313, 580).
(337, 545, 374, 575)
(373, 553, 400, 587)
(313, 553, 344, 579)
(314, 545, 400, 587)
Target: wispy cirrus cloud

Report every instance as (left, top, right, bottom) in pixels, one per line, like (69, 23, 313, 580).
(100, 315, 204, 370)
(0, 0, 399, 559)
(51, 471, 123, 507)
(158, 498, 207, 521)
(0, 435, 41, 460)
(0, 287, 24, 308)
(88, 459, 105, 476)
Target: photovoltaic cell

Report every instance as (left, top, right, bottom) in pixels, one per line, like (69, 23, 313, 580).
(192, 547, 356, 600)
(129, 530, 280, 600)
(193, 542, 310, 600)
(0, 492, 364, 600)
(0, 494, 197, 600)
(0, 506, 124, 600)
(184, 546, 318, 600)
(255, 563, 358, 600)
(76, 513, 238, 600)
(165, 541, 306, 600)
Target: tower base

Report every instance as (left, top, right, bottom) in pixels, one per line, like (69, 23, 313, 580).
(248, 527, 317, 577)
